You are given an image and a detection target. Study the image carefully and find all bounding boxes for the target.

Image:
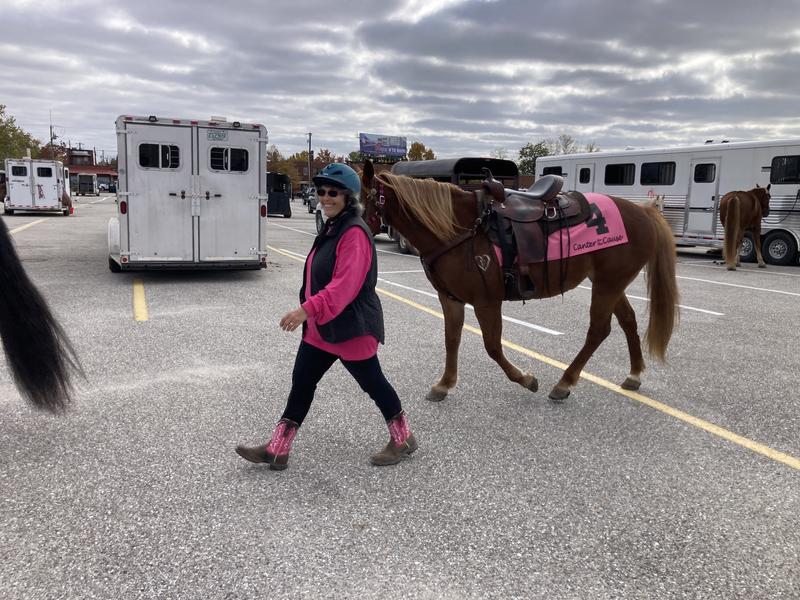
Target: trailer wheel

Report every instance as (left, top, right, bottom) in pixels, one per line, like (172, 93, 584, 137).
(738, 232, 756, 263)
(397, 234, 418, 255)
(763, 230, 797, 266)
(108, 257, 122, 273)
(315, 209, 325, 234)
(284, 206, 292, 218)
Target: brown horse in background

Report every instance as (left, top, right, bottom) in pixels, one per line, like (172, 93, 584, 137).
(719, 185, 771, 270)
(361, 161, 679, 402)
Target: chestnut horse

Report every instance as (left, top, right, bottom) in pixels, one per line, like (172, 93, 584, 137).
(361, 161, 679, 401)
(719, 185, 771, 270)
(0, 215, 80, 411)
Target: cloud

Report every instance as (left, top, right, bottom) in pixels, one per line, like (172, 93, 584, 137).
(2, 0, 800, 161)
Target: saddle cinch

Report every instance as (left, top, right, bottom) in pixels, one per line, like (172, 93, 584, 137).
(481, 172, 591, 301)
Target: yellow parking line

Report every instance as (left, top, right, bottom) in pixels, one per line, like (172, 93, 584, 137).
(270, 243, 800, 471)
(132, 279, 149, 321)
(9, 219, 47, 235)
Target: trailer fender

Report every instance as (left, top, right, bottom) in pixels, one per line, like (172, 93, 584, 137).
(107, 217, 121, 257)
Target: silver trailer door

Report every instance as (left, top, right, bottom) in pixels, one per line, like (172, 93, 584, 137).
(686, 158, 720, 235)
(196, 127, 261, 263)
(7, 160, 33, 206)
(32, 163, 60, 209)
(125, 123, 194, 263)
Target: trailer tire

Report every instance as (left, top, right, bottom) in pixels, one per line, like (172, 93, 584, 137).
(315, 209, 325, 234)
(284, 206, 292, 218)
(108, 257, 122, 273)
(397, 234, 417, 255)
(738, 232, 756, 263)
(763, 230, 797, 266)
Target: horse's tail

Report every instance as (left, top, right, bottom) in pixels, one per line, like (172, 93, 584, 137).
(0, 219, 81, 412)
(644, 207, 679, 362)
(723, 194, 741, 268)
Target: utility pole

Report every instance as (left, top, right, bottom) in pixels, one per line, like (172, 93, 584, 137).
(49, 110, 58, 159)
(307, 132, 313, 189)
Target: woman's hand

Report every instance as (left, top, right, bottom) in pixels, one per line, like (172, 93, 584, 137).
(280, 306, 308, 332)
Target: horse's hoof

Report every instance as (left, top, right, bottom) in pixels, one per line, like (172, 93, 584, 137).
(758, 263, 767, 269)
(426, 388, 447, 402)
(548, 387, 570, 403)
(525, 376, 539, 393)
(621, 377, 641, 391)
(726, 266, 736, 271)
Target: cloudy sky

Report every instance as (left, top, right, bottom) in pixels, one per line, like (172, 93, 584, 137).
(3, 0, 800, 160)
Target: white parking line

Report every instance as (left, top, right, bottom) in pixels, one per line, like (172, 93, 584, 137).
(677, 276, 800, 297)
(680, 261, 800, 278)
(377, 278, 564, 336)
(577, 285, 724, 316)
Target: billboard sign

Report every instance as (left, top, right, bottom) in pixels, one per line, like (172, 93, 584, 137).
(359, 133, 407, 158)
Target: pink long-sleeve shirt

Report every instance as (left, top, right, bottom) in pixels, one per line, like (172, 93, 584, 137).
(301, 226, 379, 361)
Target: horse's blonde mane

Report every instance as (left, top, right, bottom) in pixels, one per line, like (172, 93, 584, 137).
(376, 173, 462, 240)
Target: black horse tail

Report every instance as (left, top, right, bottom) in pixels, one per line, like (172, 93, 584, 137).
(0, 219, 81, 412)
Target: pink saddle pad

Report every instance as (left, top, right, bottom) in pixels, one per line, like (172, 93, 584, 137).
(493, 193, 628, 265)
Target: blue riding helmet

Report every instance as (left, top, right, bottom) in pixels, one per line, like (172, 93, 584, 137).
(313, 163, 361, 196)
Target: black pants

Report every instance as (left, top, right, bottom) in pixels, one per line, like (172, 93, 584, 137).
(281, 341, 402, 425)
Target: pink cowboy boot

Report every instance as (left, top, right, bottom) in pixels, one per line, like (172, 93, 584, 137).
(236, 418, 299, 471)
(370, 411, 418, 466)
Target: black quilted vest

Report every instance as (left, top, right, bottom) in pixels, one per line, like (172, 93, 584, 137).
(300, 207, 385, 344)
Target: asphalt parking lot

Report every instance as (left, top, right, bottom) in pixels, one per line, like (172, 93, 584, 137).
(1, 198, 799, 599)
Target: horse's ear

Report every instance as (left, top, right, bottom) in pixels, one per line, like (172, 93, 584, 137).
(363, 159, 374, 181)
(767, 183, 771, 192)
(756, 183, 760, 188)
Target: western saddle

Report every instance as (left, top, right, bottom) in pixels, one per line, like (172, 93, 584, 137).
(481, 171, 591, 300)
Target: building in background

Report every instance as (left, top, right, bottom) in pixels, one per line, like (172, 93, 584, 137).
(66, 147, 117, 192)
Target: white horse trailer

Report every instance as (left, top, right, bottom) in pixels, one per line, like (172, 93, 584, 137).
(536, 139, 800, 265)
(109, 115, 268, 271)
(3, 158, 70, 215)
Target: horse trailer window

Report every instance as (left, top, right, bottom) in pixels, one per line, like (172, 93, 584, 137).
(640, 162, 675, 186)
(161, 145, 180, 169)
(694, 163, 716, 183)
(770, 155, 800, 184)
(139, 143, 180, 169)
(579, 168, 591, 184)
(542, 166, 563, 176)
(210, 147, 249, 172)
(37, 167, 53, 177)
(604, 163, 635, 185)
(11, 166, 27, 176)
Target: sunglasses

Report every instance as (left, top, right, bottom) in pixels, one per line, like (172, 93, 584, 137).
(317, 188, 344, 197)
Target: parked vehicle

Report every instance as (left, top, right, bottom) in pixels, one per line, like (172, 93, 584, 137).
(306, 187, 318, 213)
(3, 158, 71, 215)
(388, 157, 520, 253)
(77, 173, 99, 196)
(108, 114, 268, 271)
(266, 171, 292, 218)
(536, 138, 800, 265)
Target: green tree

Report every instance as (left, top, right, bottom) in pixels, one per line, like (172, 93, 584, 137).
(348, 151, 362, 163)
(0, 105, 41, 162)
(408, 141, 435, 161)
(518, 141, 550, 175)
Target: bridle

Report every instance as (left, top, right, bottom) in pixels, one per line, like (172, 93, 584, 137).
(366, 176, 493, 302)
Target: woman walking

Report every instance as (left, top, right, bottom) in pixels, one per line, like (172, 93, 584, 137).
(236, 163, 417, 470)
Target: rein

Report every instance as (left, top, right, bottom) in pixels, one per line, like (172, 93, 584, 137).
(370, 179, 491, 302)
